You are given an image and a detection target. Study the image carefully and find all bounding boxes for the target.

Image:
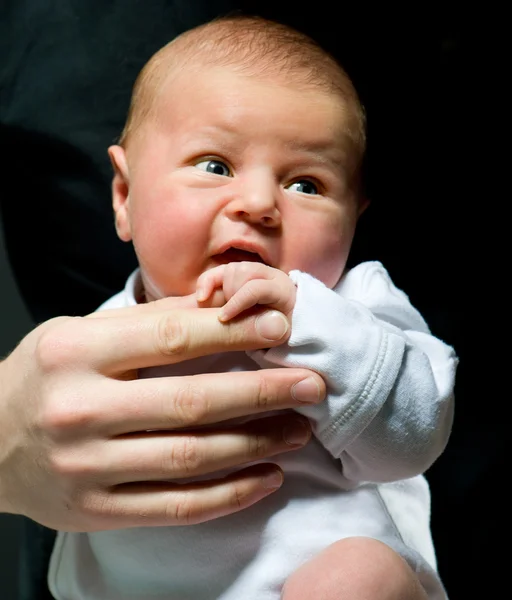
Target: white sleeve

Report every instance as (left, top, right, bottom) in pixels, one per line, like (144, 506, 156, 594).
(249, 261, 457, 484)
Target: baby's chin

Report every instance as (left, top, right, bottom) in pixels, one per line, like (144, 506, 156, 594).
(138, 273, 192, 304)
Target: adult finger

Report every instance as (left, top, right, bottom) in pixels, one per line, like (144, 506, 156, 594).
(54, 307, 290, 374)
(97, 415, 312, 484)
(99, 464, 285, 529)
(96, 369, 324, 435)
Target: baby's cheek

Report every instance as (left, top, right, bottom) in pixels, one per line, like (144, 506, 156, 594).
(306, 229, 353, 287)
(286, 246, 347, 288)
(315, 255, 348, 288)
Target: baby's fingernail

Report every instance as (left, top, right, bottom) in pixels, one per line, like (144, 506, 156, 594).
(255, 311, 289, 341)
(196, 288, 206, 302)
(218, 310, 229, 322)
(291, 377, 322, 403)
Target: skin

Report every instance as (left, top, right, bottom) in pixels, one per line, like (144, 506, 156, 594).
(281, 537, 430, 600)
(109, 67, 368, 305)
(0, 57, 428, 598)
(198, 261, 298, 322)
(0, 302, 325, 531)
(107, 67, 430, 598)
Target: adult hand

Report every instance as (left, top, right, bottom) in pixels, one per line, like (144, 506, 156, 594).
(0, 299, 324, 531)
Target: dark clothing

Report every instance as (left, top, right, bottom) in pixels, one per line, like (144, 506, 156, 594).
(0, 2, 494, 598)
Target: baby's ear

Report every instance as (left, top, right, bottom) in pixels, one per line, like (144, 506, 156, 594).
(108, 145, 132, 242)
(357, 195, 370, 217)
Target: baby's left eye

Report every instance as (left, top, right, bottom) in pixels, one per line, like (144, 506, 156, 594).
(287, 180, 319, 195)
(195, 159, 231, 177)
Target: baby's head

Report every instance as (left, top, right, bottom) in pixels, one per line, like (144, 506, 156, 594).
(109, 15, 368, 301)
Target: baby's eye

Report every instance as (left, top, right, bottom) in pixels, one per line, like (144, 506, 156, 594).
(195, 159, 231, 177)
(287, 180, 319, 195)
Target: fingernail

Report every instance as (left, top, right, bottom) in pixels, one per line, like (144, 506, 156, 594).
(263, 469, 284, 490)
(283, 419, 311, 446)
(291, 377, 321, 404)
(255, 311, 289, 341)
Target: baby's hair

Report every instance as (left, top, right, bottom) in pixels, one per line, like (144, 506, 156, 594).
(119, 15, 366, 168)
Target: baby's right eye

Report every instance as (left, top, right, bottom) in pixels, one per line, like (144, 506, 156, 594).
(195, 159, 231, 177)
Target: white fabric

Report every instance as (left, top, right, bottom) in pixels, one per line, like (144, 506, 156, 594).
(48, 262, 457, 600)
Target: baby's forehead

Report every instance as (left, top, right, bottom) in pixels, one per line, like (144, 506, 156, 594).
(154, 60, 350, 112)
(146, 68, 359, 171)
(152, 66, 350, 136)
(123, 19, 365, 163)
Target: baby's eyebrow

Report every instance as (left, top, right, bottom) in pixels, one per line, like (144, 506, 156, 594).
(180, 126, 241, 152)
(286, 141, 347, 170)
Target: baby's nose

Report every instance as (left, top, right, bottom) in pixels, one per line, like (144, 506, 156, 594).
(227, 183, 282, 227)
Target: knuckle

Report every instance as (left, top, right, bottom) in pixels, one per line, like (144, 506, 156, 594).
(228, 483, 244, 511)
(168, 492, 196, 525)
(48, 449, 84, 479)
(155, 315, 189, 358)
(224, 262, 236, 276)
(34, 318, 83, 372)
(40, 396, 95, 439)
(168, 436, 201, 475)
(237, 262, 253, 275)
(227, 261, 254, 282)
(255, 373, 277, 410)
(247, 433, 268, 460)
(242, 282, 260, 303)
(172, 384, 208, 427)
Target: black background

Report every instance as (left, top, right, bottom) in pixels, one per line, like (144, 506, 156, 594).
(0, 2, 500, 598)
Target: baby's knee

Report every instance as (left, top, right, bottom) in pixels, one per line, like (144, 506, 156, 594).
(281, 537, 428, 600)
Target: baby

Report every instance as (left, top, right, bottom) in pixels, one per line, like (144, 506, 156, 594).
(48, 15, 457, 600)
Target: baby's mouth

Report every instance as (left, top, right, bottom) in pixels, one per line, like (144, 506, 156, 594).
(214, 248, 267, 265)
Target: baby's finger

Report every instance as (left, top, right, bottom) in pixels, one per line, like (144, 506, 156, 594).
(222, 262, 273, 299)
(219, 280, 283, 322)
(196, 266, 226, 302)
(198, 287, 227, 309)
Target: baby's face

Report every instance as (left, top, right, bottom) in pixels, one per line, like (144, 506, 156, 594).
(112, 67, 366, 301)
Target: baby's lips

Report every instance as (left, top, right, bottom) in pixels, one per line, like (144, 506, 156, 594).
(213, 248, 266, 265)
(212, 238, 274, 267)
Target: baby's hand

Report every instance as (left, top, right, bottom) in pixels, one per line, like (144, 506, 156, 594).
(196, 262, 297, 322)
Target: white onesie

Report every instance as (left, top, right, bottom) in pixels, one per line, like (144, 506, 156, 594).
(49, 262, 457, 599)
